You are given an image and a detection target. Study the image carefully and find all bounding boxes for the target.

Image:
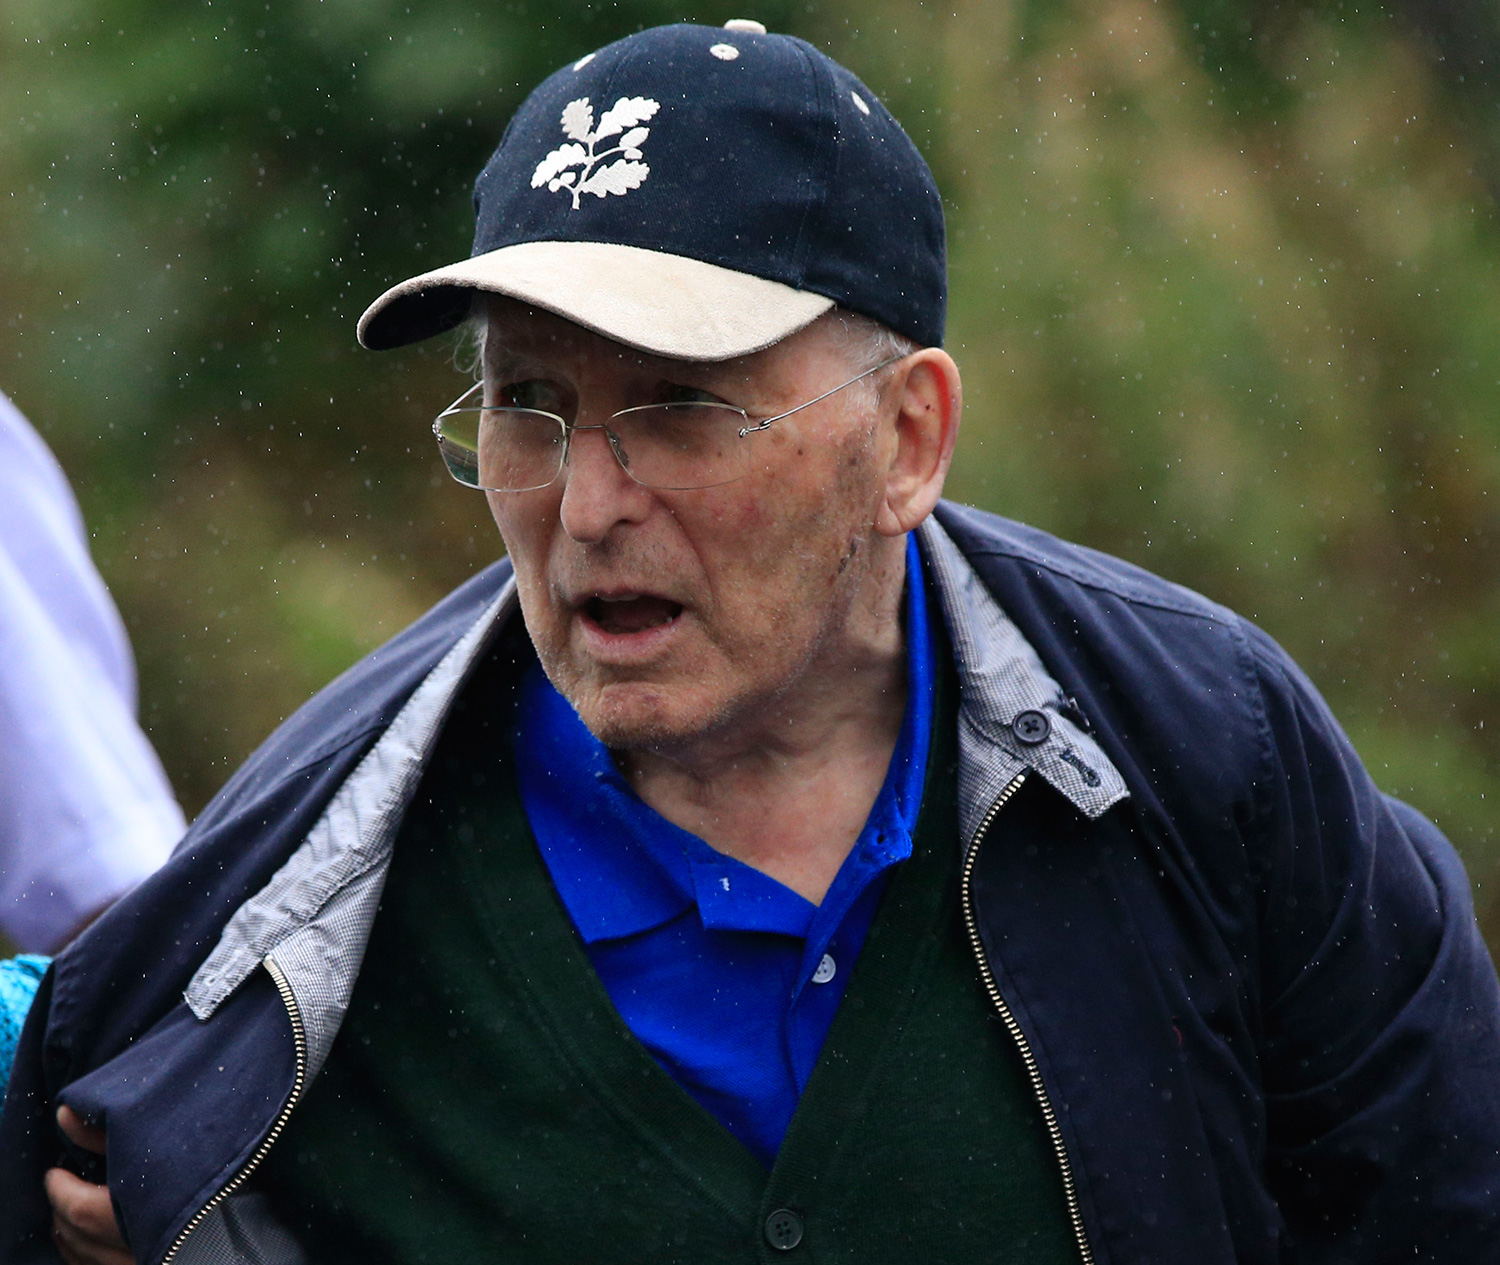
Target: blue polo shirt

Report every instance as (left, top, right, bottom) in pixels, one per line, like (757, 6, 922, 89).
(513, 534, 935, 1167)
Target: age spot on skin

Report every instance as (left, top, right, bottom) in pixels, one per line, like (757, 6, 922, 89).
(836, 537, 859, 575)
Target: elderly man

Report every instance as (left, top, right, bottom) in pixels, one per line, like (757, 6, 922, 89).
(8, 20, 1500, 1265)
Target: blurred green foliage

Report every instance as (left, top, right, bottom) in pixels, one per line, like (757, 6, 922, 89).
(3, 0, 1498, 949)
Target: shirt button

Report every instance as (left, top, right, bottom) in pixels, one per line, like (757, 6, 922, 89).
(1011, 709, 1051, 746)
(811, 954, 836, 984)
(765, 1209, 804, 1250)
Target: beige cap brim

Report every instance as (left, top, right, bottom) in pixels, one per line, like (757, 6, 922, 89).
(357, 240, 835, 361)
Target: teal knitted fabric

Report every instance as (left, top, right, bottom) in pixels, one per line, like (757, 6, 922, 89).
(0, 955, 49, 1089)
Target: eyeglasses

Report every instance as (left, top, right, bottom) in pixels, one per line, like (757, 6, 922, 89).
(431, 354, 905, 492)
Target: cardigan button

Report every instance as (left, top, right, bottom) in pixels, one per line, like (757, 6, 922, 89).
(765, 1209, 804, 1250)
(1011, 709, 1051, 746)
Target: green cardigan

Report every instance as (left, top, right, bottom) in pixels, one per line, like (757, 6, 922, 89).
(258, 642, 1075, 1263)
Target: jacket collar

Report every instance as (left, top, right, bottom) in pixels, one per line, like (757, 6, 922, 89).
(917, 516, 1129, 840)
(186, 519, 1127, 1075)
(186, 582, 516, 1078)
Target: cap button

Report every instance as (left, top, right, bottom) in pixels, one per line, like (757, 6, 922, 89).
(723, 18, 767, 33)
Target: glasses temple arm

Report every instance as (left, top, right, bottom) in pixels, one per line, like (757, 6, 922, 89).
(737, 352, 907, 436)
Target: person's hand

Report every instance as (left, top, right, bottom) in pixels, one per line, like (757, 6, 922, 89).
(44, 1106, 131, 1265)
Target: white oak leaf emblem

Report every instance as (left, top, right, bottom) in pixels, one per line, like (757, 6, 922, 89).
(531, 96, 660, 209)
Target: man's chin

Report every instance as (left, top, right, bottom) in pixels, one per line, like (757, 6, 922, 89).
(566, 679, 724, 754)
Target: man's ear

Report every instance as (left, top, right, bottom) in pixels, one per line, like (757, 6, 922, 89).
(875, 348, 962, 537)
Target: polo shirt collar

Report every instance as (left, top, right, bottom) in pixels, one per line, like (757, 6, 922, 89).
(511, 672, 691, 942)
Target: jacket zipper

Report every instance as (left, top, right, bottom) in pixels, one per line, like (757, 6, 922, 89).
(960, 771, 1095, 1265)
(160, 957, 308, 1265)
(154, 599, 505, 1262)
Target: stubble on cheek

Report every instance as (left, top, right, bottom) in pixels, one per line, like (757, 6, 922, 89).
(818, 418, 887, 589)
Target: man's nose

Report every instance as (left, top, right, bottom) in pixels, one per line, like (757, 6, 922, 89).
(557, 423, 652, 544)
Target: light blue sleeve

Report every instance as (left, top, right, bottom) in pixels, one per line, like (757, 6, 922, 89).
(0, 955, 50, 1089)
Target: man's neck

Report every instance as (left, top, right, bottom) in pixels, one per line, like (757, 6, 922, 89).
(615, 538, 910, 905)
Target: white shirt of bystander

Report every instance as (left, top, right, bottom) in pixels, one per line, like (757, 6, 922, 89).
(0, 390, 184, 952)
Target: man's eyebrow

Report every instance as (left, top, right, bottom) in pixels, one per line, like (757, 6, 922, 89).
(482, 344, 531, 377)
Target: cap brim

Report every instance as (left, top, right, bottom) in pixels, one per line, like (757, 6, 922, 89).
(357, 240, 835, 361)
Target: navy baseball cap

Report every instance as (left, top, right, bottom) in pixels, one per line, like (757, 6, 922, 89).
(358, 20, 946, 360)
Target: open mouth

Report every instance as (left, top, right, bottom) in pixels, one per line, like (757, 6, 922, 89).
(584, 594, 684, 635)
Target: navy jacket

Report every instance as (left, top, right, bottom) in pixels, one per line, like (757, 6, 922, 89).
(4, 502, 1499, 1264)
